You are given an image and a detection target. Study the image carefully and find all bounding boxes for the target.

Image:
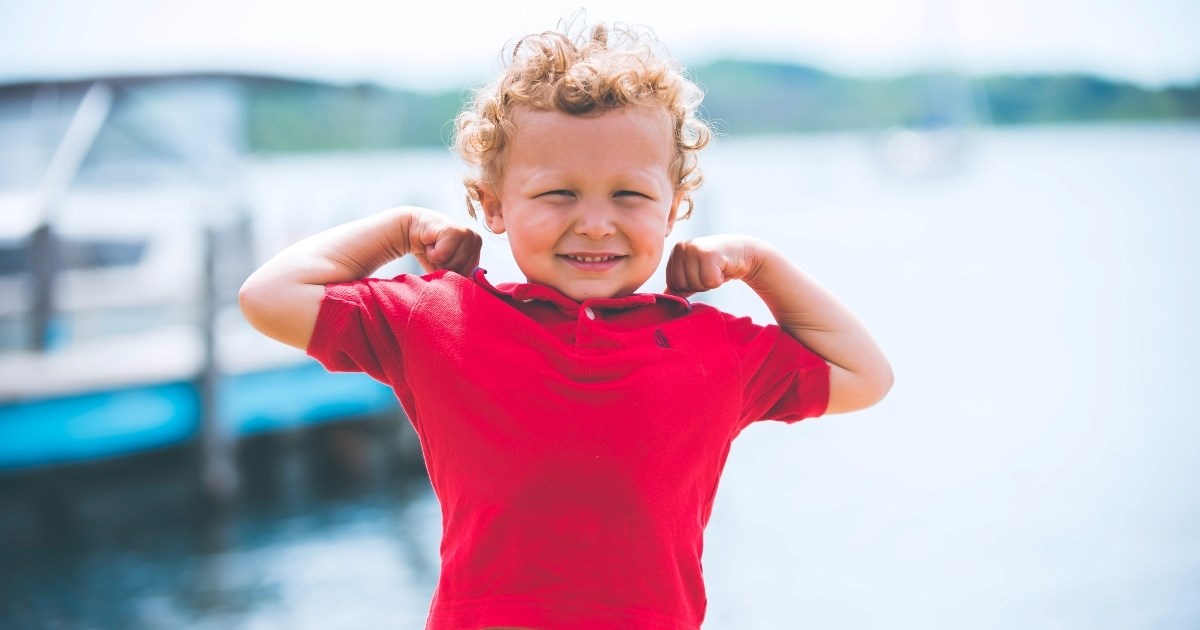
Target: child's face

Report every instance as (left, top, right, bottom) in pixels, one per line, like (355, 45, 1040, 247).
(479, 106, 682, 302)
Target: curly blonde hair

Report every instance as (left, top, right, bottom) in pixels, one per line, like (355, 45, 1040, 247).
(454, 20, 711, 220)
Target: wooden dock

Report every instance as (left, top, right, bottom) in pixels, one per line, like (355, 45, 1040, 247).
(0, 316, 401, 472)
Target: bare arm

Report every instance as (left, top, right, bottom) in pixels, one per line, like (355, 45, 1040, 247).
(665, 235, 892, 414)
(238, 206, 481, 351)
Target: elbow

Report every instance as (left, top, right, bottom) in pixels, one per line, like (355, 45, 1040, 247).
(235, 271, 320, 352)
(850, 370, 893, 414)
(858, 358, 894, 410)
(237, 274, 270, 334)
(826, 360, 893, 414)
(867, 362, 895, 408)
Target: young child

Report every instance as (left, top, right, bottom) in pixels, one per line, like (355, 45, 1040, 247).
(240, 19, 892, 630)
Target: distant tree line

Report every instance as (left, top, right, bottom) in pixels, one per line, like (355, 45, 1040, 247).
(245, 60, 1200, 152)
(246, 79, 463, 151)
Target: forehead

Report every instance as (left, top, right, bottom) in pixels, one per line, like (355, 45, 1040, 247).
(511, 104, 673, 135)
(504, 106, 675, 169)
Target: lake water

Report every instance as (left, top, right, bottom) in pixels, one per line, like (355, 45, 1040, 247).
(3, 123, 1199, 628)
(696, 124, 1200, 629)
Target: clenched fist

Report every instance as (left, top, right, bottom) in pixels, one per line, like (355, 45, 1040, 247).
(665, 235, 765, 298)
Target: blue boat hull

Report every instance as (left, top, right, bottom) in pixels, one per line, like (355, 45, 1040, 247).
(0, 363, 398, 471)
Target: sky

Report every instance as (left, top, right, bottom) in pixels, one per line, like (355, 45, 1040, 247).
(1, 0, 1199, 90)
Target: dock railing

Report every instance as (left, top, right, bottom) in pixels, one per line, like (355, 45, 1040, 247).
(0, 78, 405, 498)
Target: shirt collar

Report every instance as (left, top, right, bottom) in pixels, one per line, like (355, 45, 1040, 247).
(470, 267, 691, 316)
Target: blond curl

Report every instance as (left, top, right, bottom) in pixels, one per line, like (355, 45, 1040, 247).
(454, 20, 711, 220)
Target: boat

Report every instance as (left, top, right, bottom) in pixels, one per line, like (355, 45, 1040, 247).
(0, 76, 407, 485)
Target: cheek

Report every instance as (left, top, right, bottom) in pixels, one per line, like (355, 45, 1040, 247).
(506, 216, 560, 259)
(630, 213, 673, 243)
(518, 212, 569, 244)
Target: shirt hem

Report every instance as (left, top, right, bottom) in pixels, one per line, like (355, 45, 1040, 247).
(428, 595, 697, 630)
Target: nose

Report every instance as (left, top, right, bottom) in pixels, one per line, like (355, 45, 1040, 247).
(572, 201, 616, 239)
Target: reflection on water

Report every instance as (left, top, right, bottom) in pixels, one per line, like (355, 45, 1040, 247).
(2, 124, 1199, 629)
(0, 417, 440, 629)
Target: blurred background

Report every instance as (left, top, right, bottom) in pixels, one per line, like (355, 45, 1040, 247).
(1, 1, 1198, 628)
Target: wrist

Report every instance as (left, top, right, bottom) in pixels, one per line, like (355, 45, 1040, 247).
(383, 206, 433, 259)
(737, 236, 777, 287)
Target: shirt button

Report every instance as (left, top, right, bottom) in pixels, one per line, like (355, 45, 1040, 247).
(583, 307, 596, 320)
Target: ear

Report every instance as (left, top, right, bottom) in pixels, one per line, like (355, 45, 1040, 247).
(477, 185, 506, 235)
(665, 190, 684, 236)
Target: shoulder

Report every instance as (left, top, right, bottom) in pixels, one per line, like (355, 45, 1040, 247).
(327, 269, 519, 327)
(678, 301, 765, 339)
(325, 269, 477, 306)
(689, 302, 826, 369)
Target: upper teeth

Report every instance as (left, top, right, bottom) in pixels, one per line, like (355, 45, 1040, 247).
(569, 255, 615, 262)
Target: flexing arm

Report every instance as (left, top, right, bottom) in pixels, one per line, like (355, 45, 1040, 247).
(666, 235, 892, 414)
(238, 206, 482, 351)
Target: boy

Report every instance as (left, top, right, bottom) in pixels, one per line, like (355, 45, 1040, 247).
(240, 20, 892, 630)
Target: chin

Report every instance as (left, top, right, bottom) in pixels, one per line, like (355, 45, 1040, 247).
(568, 286, 619, 302)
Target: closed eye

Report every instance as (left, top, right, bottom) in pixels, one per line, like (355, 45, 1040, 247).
(614, 190, 651, 199)
(539, 190, 575, 198)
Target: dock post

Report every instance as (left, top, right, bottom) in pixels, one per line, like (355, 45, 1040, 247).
(28, 223, 56, 351)
(27, 81, 114, 352)
(197, 225, 237, 505)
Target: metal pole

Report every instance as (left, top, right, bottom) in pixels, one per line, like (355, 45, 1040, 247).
(27, 81, 114, 351)
(36, 82, 113, 224)
(28, 224, 55, 351)
(197, 225, 236, 504)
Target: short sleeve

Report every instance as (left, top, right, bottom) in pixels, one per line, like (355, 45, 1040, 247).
(722, 313, 831, 427)
(305, 273, 432, 386)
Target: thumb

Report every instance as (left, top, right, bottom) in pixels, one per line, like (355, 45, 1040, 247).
(425, 232, 455, 267)
(663, 286, 695, 299)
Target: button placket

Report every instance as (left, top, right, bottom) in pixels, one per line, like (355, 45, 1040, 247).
(574, 305, 599, 347)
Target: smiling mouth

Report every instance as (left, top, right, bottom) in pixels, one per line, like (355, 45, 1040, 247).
(558, 254, 626, 271)
(562, 254, 623, 263)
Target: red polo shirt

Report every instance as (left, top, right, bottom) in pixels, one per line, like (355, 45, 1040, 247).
(307, 269, 829, 629)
